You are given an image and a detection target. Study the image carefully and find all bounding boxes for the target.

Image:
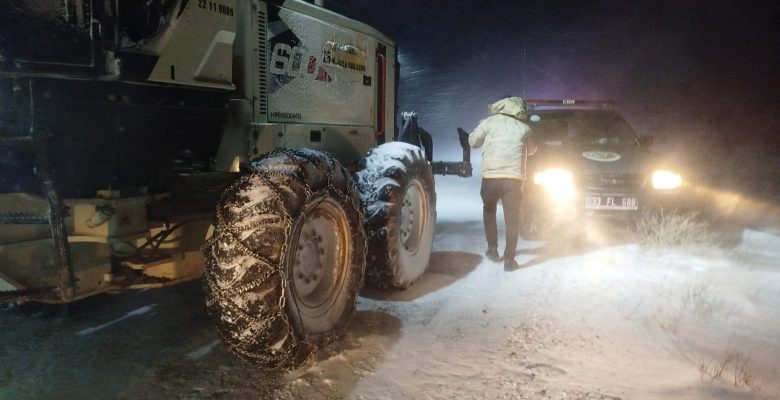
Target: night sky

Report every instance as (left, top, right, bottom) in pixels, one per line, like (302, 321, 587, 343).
(348, 0, 779, 189)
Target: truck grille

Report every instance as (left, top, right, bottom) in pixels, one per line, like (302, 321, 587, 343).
(256, 6, 268, 117)
(581, 173, 646, 192)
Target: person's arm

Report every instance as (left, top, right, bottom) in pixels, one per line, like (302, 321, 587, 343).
(525, 131, 538, 156)
(467, 119, 489, 148)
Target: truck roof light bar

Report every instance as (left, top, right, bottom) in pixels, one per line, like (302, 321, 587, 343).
(526, 99, 614, 110)
(526, 99, 614, 105)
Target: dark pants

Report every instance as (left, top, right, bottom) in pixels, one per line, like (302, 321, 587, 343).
(480, 178, 524, 260)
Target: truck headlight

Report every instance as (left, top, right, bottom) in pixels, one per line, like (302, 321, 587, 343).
(533, 169, 574, 201)
(652, 170, 682, 190)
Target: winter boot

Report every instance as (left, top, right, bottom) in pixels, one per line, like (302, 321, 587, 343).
(485, 247, 501, 262)
(504, 258, 521, 271)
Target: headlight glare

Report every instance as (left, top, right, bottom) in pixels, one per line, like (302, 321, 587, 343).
(652, 170, 682, 190)
(533, 169, 574, 201)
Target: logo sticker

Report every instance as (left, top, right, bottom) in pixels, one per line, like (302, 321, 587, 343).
(582, 151, 621, 162)
(322, 41, 367, 72)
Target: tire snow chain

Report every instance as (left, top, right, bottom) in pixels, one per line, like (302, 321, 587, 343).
(252, 169, 314, 366)
(286, 148, 335, 190)
(275, 149, 369, 341)
(275, 149, 366, 255)
(209, 148, 369, 370)
(280, 149, 369, 360)
(211, 168, 311, 370)
(205, 223, 279, 299)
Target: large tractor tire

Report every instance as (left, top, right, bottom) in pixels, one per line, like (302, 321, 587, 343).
(356, 142, 436, 289)
(203, 149, 366, 370)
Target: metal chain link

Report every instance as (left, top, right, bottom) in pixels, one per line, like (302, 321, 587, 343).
(209, 166, 300, 370)
(208, 149, 369, 371)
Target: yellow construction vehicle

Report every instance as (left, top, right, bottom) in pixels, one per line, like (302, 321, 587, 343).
(0, 0, 470, 369)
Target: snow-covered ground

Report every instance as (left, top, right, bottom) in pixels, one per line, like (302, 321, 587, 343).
(270, 176, 780, 399)
(1, 176, 778, 400)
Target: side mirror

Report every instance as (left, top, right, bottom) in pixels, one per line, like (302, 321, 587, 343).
(639, 135, 654, 147)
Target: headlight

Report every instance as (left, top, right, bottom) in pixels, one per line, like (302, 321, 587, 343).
(533, 169, 574, 201)
(652, 170, 682, 190)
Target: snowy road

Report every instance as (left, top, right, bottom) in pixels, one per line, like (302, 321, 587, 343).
(1, 176, 779, 399)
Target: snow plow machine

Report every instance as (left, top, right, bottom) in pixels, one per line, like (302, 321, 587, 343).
(0, 0, 471, 369)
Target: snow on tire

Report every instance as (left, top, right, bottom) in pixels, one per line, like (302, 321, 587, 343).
(356, 142, 436, 289)
(203, 148, 366, 370)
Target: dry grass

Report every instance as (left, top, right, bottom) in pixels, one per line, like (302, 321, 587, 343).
(680, 278, 729, 320)
(636, 208, 717, 248)
(654, 277, 731, 335)
(698, 350, 756, 388)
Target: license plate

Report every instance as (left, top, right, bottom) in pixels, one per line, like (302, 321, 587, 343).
(585, 194, 638, 210)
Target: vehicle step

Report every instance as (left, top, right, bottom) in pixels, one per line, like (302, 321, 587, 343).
(0, 136, 33, 143)
(0, 212, 50, 224)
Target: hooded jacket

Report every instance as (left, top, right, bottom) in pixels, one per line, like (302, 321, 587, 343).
(468, 97, 535, 180)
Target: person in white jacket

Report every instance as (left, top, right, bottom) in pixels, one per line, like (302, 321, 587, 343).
(463, 97, 537, 271)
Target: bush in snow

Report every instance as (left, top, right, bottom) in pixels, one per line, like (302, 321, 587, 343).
(636, 208, 716, 248)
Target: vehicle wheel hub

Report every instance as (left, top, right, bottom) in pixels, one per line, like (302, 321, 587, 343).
(400, 180, 426, 252)
(290, 198, 349, 311)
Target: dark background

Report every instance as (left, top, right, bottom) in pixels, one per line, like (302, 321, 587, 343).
(346, 0, 779, 196)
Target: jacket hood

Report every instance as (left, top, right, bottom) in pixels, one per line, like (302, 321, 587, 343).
(488, 97, 527, 121)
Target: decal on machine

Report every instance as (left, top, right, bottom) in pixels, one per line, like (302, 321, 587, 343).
(322, 41, 367, 72)
(270, 111, 302, 119)
(268, 19, 334, 93)
(267, 15, 369, 93)
(197, 0, 234, 17)
(266, 6, 376, 126)
(582, 151, 621, 162)
(269, 42, 332, 83)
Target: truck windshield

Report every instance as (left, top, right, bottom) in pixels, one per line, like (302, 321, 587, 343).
(530, 111, 638, 146)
